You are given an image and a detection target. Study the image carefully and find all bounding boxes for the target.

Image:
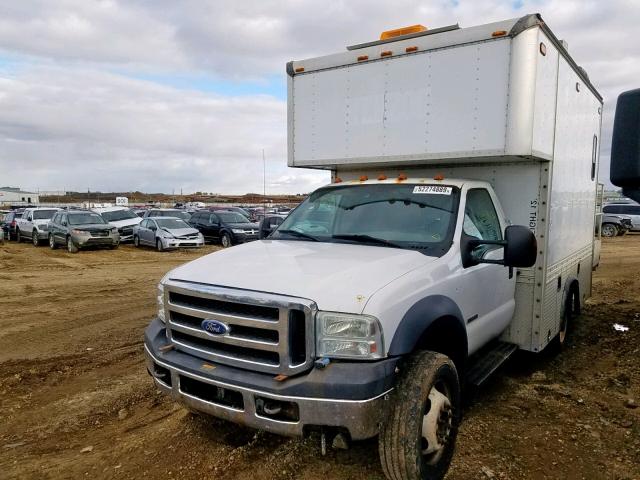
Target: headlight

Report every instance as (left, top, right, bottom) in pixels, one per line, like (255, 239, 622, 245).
(38, 224, 48, 231)
(71, 229, 90, 236)
(111, 227, 117, 233)
(157, 282, 166, 323)
(316, 311, 384, 359)
(231, 228, 244, 234)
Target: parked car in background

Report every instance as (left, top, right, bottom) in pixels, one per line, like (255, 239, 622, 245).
(601, 214, 633, 237)
(93, 206, 142, 242)
(132, 208, 148, 218)
(142, 208, 192, 222)
(133, 217, 204, 251)
(48, 210, 119, 253)
(1, 210, 24, 241)
(16, 207, 61, 246)
(258, 215, 285, 239)
(189, 210, 259, 247)
(603, 203, 640, 232)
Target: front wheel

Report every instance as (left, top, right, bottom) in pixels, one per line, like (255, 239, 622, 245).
(156, 238, 164, 252)
(67, 237, 79, 253)
(134, 235, 140, 247)
(221, 232, 232, 248)
(49, 234, 57, 250)
(601, 223, 618, 238)
(379, 351, 460, 480)
(32, 230, 40, 246)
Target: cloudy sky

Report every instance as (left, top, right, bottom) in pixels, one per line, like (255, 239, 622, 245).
(0, 0, 638, 194)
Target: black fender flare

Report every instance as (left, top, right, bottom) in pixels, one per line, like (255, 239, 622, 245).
(387, 295, 468, 357)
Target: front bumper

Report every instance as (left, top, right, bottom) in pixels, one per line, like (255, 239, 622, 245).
(35, 229, 49, 240)
(74, 234, 119, 247)
(161, 237, 204, 249)
(145, 319, 398, 439)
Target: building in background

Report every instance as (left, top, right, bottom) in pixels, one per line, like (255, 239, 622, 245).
(0, 187, 40, 206)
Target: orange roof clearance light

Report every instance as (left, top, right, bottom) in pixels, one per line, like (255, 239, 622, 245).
(380, 50, 392, 57)
(359, 175, 369, 181)
(405, 46, 419, 53)
(334, 177, 343, 183)
(380, 24, 427, 41)
(492, 30, 507, 37)
(398, 173, 408, 181)
(378, 174, 388, 180)
(294, 66, 305, 73)
(357, 55, 369, 62)
(434, 174, 445, 181)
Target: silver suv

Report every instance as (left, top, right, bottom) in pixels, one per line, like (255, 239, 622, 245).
(16, 207, 60, 246)
(603, 203, 640, 232)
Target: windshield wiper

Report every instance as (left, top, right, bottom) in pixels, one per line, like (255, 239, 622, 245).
(276, 229, 319, 242)
(331, 234, 402, 248)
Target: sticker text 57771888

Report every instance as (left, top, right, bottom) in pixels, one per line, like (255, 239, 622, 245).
(413, 185, 452, 195)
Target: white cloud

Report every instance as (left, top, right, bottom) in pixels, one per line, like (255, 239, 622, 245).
(0, 0, 638, 193)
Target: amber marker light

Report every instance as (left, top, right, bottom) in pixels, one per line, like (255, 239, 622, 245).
(492, 30, 507, 37)
(434, 174, 445, 181)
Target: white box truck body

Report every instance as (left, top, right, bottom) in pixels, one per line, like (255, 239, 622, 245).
(144, 14, 603, 480)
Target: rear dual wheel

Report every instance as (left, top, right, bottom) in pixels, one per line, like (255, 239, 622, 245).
(379, 351, 460, 480)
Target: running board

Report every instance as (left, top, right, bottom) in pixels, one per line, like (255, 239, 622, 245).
(466, 342, 518, 387)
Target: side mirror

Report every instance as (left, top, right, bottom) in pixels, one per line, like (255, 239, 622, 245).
(462, 225, 537, 269)
(611, 88, 640, 203)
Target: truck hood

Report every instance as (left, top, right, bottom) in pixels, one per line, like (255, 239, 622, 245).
(166, 240, 437, 313)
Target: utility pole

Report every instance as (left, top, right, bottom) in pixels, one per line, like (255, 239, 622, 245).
(262, 149, 266, 213)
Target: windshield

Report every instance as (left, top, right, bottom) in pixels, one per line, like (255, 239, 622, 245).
(153, 210, 191, 220)
(33, 209, 58, 220)
(101, 209, 138, 222)
(272, 184, 460, 255)
(68, 213, 106, 225)
(217, 212, 250, 223)
(155, 218, 190, 229)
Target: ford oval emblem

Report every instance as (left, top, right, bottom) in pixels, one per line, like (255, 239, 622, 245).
(201, 319, 228, 335)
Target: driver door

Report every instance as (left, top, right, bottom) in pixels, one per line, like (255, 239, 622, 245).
(458, 188, 516, 354)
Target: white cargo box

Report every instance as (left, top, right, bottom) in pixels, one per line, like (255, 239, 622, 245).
(287, 14, 602, 169)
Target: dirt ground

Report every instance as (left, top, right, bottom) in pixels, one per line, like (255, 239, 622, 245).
(1, 237, 638, 480)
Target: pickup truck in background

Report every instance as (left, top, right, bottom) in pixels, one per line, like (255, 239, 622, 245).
(16, 207, 60, 246)
(143, 15, 640, 480)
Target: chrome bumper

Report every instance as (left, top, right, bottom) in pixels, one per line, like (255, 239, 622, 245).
(145, 344, 391, 440)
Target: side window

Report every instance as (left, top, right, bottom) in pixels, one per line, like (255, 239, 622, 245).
(61, 214, 67, 226)
(209, 214, 219, 225)
(629, 206, 640, 215)
(463, 189, 502, 241)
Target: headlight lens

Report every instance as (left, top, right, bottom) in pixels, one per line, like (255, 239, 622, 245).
(157, 282, 166, 322)
(71, 229, 90, 236)
(316, 311, 384, 359)
(231, 228, 244, 234)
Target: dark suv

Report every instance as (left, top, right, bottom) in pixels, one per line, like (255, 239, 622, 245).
(1, 210, 23, 241)
(48, 210, 120, 253)
(189, 210, 259, 247)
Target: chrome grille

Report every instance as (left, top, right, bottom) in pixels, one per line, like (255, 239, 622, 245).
(90, 230, 109, 237)
(164, 280, 316, 375)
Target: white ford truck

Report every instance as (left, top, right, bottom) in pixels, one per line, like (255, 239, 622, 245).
(144, 14, 640, 480)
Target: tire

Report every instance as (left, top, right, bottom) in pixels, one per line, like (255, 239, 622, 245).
(32, 230, 40, 247)
(49, 234, 57, 250)
(156, 238, 164, 252)
(379, 351, 461, 480)
(67, 236, 79, 253)
(221, 232, 232, 248)
(134, 235, 140, 247)
(550, 290, 578, 352)
(601, 223, 618, 238)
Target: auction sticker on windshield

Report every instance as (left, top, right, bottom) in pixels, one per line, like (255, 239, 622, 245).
(413, 185, 452, 195)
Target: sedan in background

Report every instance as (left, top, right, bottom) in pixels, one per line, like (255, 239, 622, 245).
(133, 217, 204, 251)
